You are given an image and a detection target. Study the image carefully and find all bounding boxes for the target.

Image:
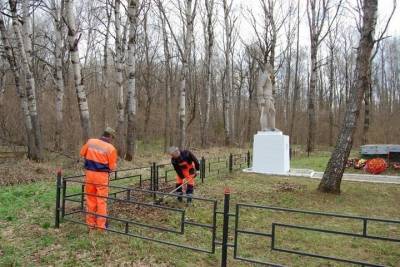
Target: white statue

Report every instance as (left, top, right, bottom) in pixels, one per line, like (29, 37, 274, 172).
(256, 62, 276, 131)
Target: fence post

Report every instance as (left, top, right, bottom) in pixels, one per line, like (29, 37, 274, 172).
(62, 179, 66, 217)
(247, 150, 251, 168)
(154, 165, 160, 191)
(55, 170, 62, 228)
(201, 156, 205, 183)
(80, 184, 85, 210)
(150, 162, 155, 191)
(229, 153, 233, 172)
(221, 188, 231, 267)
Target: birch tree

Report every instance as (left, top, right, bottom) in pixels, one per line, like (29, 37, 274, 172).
(158, 0, 198, 148)
(115, 0, 125, 156)
(101, 0, 112, 130)
(49, 0, 66, 151)
(64, 0, 91, 142)
(306, 0, 342, 153)
(10, 0, 43, 161)
(200, 0, 215, 147)
(289, 0, 300, 139)
(0, 14, 34, 158)
(222, 0, 233, 144)
(125, 0, 139, 161)
(319, 0, 378, 194)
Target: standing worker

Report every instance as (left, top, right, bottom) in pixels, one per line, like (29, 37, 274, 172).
(80, 127, 118, 231)
(168, 147, 200, 204)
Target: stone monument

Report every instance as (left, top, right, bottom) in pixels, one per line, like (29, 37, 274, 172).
(249, 63, 290, 174)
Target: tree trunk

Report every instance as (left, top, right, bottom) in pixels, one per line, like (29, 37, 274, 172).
(319, 0, 378, 194)
(289, 0, 301, 140)
(0, 14, 35, 157)
(177, 0, 196, 149)
(53, 2, 65, 151)
(223, 0, 232, 145)
(201, 0, 214, 147)
(115, 0, 125, 157)
(65, 0, 91, 143)
(102, 3, 112, 131)
(125, 0, 138, 161)
(362, 67, 372, 145)
(307, 39, 317, 154)
(160, 13, 172, 151)
(328, 45, 334, 147)
(143, 12, 153, 143)
(0, 72, 5, 108)
(10, 0, 43, 161)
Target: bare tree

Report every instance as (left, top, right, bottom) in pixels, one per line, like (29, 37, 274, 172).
(125, 0, 139, 161)
(289, 0, 300, 139)
(306, 0, 342, 153)
(158, 0, 198, 148)
(64, 0, 91, 142)
(10, 0, 43, 160)
(319, 0, 378, 193)
(101, 0, 112, 130)
(326, 19, 340, 146)
(222, 0, 234, 145)
(52, 0, 66, 151)
(114, 0, 125, 156)
(159, 7, 172, 151)
(0, 13, 35, 158)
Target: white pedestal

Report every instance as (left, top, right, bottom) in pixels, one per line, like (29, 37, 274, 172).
(251, 131, 290, 174)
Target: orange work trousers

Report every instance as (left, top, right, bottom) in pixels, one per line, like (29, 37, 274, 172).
(84, 170, 109, 230)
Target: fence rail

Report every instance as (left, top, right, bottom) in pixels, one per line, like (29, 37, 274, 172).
(55, 152, 399, 266)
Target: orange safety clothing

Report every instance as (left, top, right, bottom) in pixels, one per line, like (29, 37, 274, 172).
(80, 138, 117, 172)
(84, 170, 109, 229)
(80, 137, 117, 230)
(175, 161, 196, 186)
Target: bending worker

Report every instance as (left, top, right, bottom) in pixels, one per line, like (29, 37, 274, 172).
(168, 147, 200, 203)
(80, 127, 117, 230)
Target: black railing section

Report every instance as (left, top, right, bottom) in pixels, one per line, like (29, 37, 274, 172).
(54, 152, 398, 266)
(60, 175, 218, 253)
(234, 203, 400, 267)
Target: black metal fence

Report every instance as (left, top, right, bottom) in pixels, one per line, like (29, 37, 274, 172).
(55, 152, 400, 267)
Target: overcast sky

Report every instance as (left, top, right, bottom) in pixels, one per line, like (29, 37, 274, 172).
(199, 0, 399, 58)
(237, 0, 399, 44)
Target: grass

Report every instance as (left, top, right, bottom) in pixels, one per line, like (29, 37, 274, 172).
(1, 168, 400, 266)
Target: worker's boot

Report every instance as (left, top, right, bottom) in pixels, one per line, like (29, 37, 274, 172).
(176, 183, 183, 202)
(186, 185, 194, 204)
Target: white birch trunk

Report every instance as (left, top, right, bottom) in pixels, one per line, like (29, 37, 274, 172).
(65, 0, 91, 143)
(179, 0, 195, 149)
(53, 1, 65, 151)
(0, 13, 35, 158)
(201, 0, 214, 147)
(10, 0, 43, 161)
(125, 0, 138, 161)
(102, 4, 112, 131)
(115, 0, 125, 157)
(22, 0, 33, 67)
(223, 0, 231, 145)
(0, 72, 5, 108)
